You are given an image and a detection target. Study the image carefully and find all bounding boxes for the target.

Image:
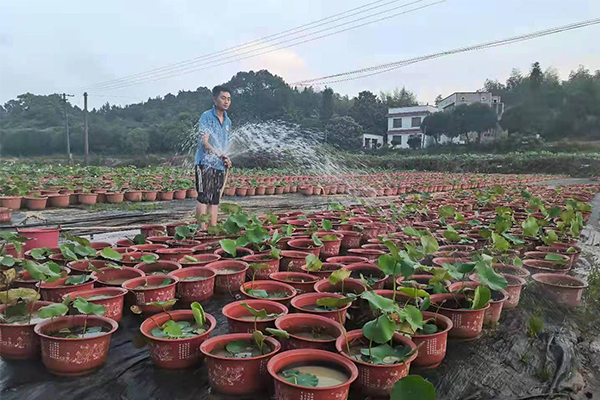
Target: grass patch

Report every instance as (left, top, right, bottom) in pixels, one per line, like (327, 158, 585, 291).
(86, 202, 163, 212)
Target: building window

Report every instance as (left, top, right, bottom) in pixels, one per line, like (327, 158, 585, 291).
(493, 99, 498, 103)
(391, 135, 402, 146)
(481, 96, 486, 100)
(392, 118, 402, 128)
(411, 117, 421, 127)
(460, 96, 466, 100)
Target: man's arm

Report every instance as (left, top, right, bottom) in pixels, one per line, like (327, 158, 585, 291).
(200, 132, 219, 156)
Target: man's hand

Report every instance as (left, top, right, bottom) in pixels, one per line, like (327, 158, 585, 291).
(222, 156, 232, 169)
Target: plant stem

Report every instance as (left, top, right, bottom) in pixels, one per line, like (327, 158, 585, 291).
(82, 315, 88, 338)
(392, 278, 396, 302)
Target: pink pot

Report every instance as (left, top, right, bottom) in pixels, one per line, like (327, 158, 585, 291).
(429, 293, 489, 340)
(342, 263, 387, 290)
(63, 287, 127, 322)
(134, 260, 182, 275)
(0, 301, 54, 359)
(274, 313, 344, 351)
(39, 276, 97, 303)
(288, 239, 322, 258)
(206, 260, 249, 294)
(280, 250, 311, 273)
(325, 256, 369, 265)
(168, 267, 216, 303)
(222, 299, 289, 333)
(313, 278, 367, 296)
(532, 273, 587, 308)
(155, 248, 194, 261)
(291, 292, 351, 325)
(409, 311, 453, 369)
(17, 227, 60, 252)
(121, 274, 179, 314)
(91, 266, 145, 287)
(241, 253, 280, 279)
(269, 271, 319, 294)
(346, 248, 385, 262)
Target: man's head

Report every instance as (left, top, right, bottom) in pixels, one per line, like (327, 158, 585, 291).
(212, 85, 231, 111)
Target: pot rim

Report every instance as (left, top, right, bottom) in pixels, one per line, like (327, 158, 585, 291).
(140, 310, 217, 342)
(335, 329, 418, 367)
(200, 332, 281, 361)
(274, 313, 343, 343)
(62, 287, 128, 301)
(241, 280, 297, 300)
(532, 273, 588, 289)
(121, 274, 180, 290)
(222, 299, 289, 323)
(34, 314, 118, 341)
(410, 310, 454, 338)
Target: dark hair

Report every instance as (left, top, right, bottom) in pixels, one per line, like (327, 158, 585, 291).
(212, 85, 231, 97)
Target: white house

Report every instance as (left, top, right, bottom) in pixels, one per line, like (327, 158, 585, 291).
(386, 105, 438, 149)
(363, 134, 384, 149)
(437, 92, 504, 117)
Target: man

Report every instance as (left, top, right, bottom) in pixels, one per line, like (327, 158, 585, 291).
(195, 85, 233, 228)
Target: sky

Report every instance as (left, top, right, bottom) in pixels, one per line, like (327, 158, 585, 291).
(1, 0, 599, 110)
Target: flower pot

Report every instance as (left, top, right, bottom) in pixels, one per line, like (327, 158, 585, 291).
(67, 259, 118, 275)
(24, 196, 48, 210)
(105, 192, 124, 204)
(314, 278, 367, 296)
(173, 189, 187, 199)
(78, 193, 98, 205)
(346, 248, 385, 262)
(118, 252, 160, 267)
(222, 299, 289, 333)
(301, 262, 340, 280)
(269, 271, 319, 294)
(288, 239, 322, 258)
(214, 246, 254, 260)
(0, 301, 54, 360)
(274, 313, 344, 351)
(130, 243, 168, 252)
(142, 190, 158, 201)
(39, 276, 98, 303)
(18, 227, 60, 252)
(34, 315, 118, 376)
(121, 274, 179, 314)
(223, 187, 236, 196)
(280, 250, 312, 273)
(91, 266, 145, 287)
(0, 207, 12, 222)
(47, 194, 70, 208)
(206, 260, 249, 294)
(186, 189, 198, 198)
(268, 349, 358, 400)
(0, 196, 22, 210)
(492, 263, 531, 279)
(140, 224, 167, 237)
(315, 232, 343, 258)
(122, 190, 141, 202)
(158, 191, 174, 201)
(523, 259, 570, 275)
(246, 187, 256, 196)
(242, 253, 280, 279)
(64, 287, 128, 322)
(342, 263, 387, 290)
(200, 333, 281, 395)
(240, 280, 297, 304)
(178, 253, 221, 268)
(532, 273, 588, 308)
(134, 260, 182, 275)
(335, 330, 417, 397)
(429, 293, 489, 340)
(325, 256, 369, 265)
(155, 247, 194, 261)
(166, 239, 202, 248)
(265, 187, 276, 195)
(140, 310, 217, 368)
(406, 311, 453, 369)
(335, 230, 362, 250)
(291, 292, 351, 325)
(235, 187, 248, 196)
(168, 267, 216, 303)
(89, 241, 113, 250)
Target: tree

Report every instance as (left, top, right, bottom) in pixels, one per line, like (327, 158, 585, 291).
(320, 87, 334, 123)
(421, 111, 451, 144)
(325, 115, 363, 150)
(407, 135, 422, 149)
(464, 103, 498, 143)
(349, 91, 387, 140)
(529, 62, 544, 92)
(379, 87, 418, 108)
(434, 94, 443, 105)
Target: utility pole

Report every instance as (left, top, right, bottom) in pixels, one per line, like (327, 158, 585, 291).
(83, 92, 89, 165)
(61, 93, 74, 164)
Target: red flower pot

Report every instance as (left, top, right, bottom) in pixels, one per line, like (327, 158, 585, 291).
(166, 239, 202, 248)
(346, 248, 385, 262)
(178, 253, 221, 267)
(140, 224, 167, 237)
(105, 192, 124, 204)
(288, 239, 322, 258)
(280, 250, 311, 273)
(168, 267, 216, 303)
(429, 293, 489, 340)
(66, 259, 116, 275)
(140, 310, 217, 368)
(403, 310, 452, 369)
(17, 227, 60, 252)
(130, 243, 168, 252)
(134, 260, 182, 275)
(301, 262, 341, 280)
(291, 292, 351, 325)
(241, 253, 280, 279)
(315, 232, 343, 258)
(314, 278, 367, 296)
(78, 193, 98, 205)
(342, 263, 387, 290)
(0, 301, 54, 359)
(0, 207, 12, 222)
(121, 274, 179, 314)
(492, 263, 531, 279)
(269, 271, 319, 294)
(155, 248, 194, 261)
(240, 280, 297, 304)
(158, 191, 174, 201)
(0, 196, 22, 210)
(532, 273, 587, 308)
(268, 349, 358, 400)
(336, 330, 417, 397)
(47, 194, 70, 208)
(24, 196, 48, 210)
(39, 276, 97, 303)
(200, 333, 281, 395)
(34, 315, 118, 376)
(222, 299, 289, 333)
(523, 259, 570, 275)
(92, 266, 145, 287)
(274, 313, 344, 351)
(64, 287, 128, 322)
(206, 260, 249, 294)
(214, 246, 254, 260)
(173, 189, 187, 199)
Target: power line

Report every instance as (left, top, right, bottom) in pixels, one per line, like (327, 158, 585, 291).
(80, 0, 405, 91)
(292, 17, 600, 86)
(88, 0, 444, 93)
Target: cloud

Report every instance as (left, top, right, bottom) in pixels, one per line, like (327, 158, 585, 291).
(240, 44, 312, 84)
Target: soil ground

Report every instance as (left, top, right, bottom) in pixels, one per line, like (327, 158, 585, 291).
(1, 178, 599, 400)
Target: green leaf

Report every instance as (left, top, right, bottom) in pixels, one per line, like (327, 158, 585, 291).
(522, 217, 539, 238)
(65, 275, 91, 286)
(328, 269, 351, 285)
(73, 296, 106, 316)
(361, 343, 412, 365)
(403, 226, 424, 238)
(397, 287, 430, 299)
(246, 226, 269, 244)
(246, 289, 269, 298)
(221, 202, 241, 215)
(175, 225, 191, 240)
(162, 320, 183, 337)
(100, 247, 123, 261)
(0, 255, 16, 267)
(383, 240, 400, 259)
(74, 245, 96, 258)
(59, 244, 78, 261)
(265, 327, 290, 339)
(191, 301, 205, 326)
(390, 375, 436, 400)
(250, 263, 270, 271)
(419, 296, 431, 311)
(363, 315, 397, 344)
(475, 261, 507, 291)
(133, 234, 147, 245)
(429, 268, 453, 285)
(439, 205, 456, 219)
(304, 254, 323, 271)
(311, 233, 323, 247)
(442, 230, 461, 242)
(321, 219, 333, 231)
(240, 302, 278, 319)
(37, 303, 69, 319)
(0, 288, 40, 304)
(315, 296, 354, 309)
(400, 305, 424, 331)
(281, 369, 319, 387)
(420, 236, 439, 255)
(472, 286, 491, 310)
(377, 254, 400, 276)
(140, 254, 157, 264)
(491, 232, 510, 252)
(360, 291, 398, 313)
(513, 256, 523, 267)
(30, 248, 51, 260)
(219, 239, 237, 257)
(545, 254, 567, 263)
